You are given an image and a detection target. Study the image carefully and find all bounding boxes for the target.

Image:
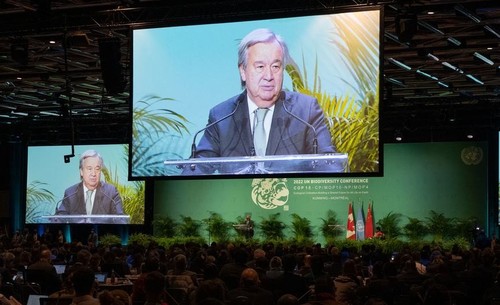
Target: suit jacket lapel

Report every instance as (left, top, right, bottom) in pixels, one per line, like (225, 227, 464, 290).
(267, 94, 286, 155)
(232, 95, 254, 156)
(92, 184, 102, 214)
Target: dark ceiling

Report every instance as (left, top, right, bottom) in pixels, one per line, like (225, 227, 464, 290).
(0, 0, 499, 145)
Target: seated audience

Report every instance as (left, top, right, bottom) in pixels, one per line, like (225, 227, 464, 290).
(227, 268, 274, 305)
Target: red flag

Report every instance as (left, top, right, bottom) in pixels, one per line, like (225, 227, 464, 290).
(346, 202, 356, 240)
(365, 202, 374, 239)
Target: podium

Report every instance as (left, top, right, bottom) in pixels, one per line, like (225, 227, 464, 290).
(39, 214, 130, 224)
(165, 153, 349, 176)
(232, 224, 249, 231)
(232, 224, 253, 238)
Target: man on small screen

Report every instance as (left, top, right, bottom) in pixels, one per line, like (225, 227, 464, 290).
(190, 28, 335, 173)
(55, 149, 127, 224)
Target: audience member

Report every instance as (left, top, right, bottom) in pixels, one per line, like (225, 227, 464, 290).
(98, 289, 131, 305)
(144, 271, 167, 305)
(227, 268, 274, 305)
(219, 247, 249, 291)
(26, 248, 62, 295)
(70, 267, 99, 305)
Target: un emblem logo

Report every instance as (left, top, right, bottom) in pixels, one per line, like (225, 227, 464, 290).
(461, 146, 483, 165)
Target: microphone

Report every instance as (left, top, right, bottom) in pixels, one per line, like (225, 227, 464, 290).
(99, 185, 121, 212)
(54, 190, 79, 214)
(282, 101, 318, 154)
(98, 184, 128, 224)
(190, 95, 244, 158)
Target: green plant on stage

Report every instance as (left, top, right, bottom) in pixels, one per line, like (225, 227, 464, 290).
(153, 236, 206, 249)
(452, 216, 477, 243)
(25, 181, 55, 223)
(132, 95, 190, 177)
(99, 233, 122, 247)
(178, 215, 201, 238)
(403, 217, 428, 242)
(203, 211, 232, 243)
(376, 212, 403, 239)
(290, 213, 314, 244)
(128, 233, 154, 248)
(320, 209, 343, 240)
(285, 12, 379, 173)
(153, 214, 177, 237)
(425, 210, 455, 242)
(259, 213, 286, 240)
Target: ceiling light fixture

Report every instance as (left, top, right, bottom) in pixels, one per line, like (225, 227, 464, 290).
(394, 129, 403, 142)
(437, 81, 450, 88)
(473, 52, 494, 65)
(427, 53, 439, 61)
(442, 62, 464, 73)
(484, 25, 500, 39)
(416, 69, 438, 81)
(455, 4, 481, 23)
(465, 74, 484, 85)
(447, 37, 465, 47)
(388, 58, 412, 71)
(386, 77, 406, 87)
(418, 21, 444, 35)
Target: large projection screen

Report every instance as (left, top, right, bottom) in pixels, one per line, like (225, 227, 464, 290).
(131, 8, 381, 179)
(26, 144, 145, 225)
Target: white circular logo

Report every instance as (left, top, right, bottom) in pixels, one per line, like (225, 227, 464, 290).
(251, 178, 289, 209)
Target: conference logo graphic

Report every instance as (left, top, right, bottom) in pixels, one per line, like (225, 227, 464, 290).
(251, 178, 289, 209)
(461, 146, 483, 165)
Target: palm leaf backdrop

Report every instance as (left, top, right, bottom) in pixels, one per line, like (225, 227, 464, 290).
(25, 181, 55, 223)
(102, 155, 145, 224)
(286, 11, 380, 173)
(132, 95, 190, 176)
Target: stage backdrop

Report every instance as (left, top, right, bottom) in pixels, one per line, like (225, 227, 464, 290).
(154, 142, 488, 242)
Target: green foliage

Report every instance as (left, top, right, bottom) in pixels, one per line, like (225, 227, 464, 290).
(153, 214, 177, 237)
(259, 213, 286, 240)
(403, 217, 428, 241)
(128, 233, 154, 248)
(290, 213, 313, 243)
(203, 211, 232, 243)
(452, 216, 477, 241)
(320, 210, 343, 240)
(376, 212, 403, 239)
(153, 236, 206, 249)
(99, 234, 122, 247)
(425, 210, 455, 241)
(285, 13, 380, 173)
(331, 238, 361, 252)
(441, 237, 471, 252)
(132, 95, 190, 176)
(123, 211, 478, 256)
(178, 215, 201, 237)
(102, 159, 145, 224)
(25, 181, 55, 223)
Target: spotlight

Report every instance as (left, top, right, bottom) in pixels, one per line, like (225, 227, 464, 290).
(394, 130, 403, 142)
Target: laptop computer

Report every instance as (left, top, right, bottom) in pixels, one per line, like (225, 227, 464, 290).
(53, 264, 66, 275)
(94, 272, 107, 284)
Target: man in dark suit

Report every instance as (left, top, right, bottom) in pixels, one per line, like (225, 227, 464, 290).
(26, 249, 62, 295)
(55, 149, 127, 224)
(190, 28, 335, 174)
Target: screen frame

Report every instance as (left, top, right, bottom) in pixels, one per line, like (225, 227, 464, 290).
(25, 143, 146, 225)
(129, 5, 384, 180)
